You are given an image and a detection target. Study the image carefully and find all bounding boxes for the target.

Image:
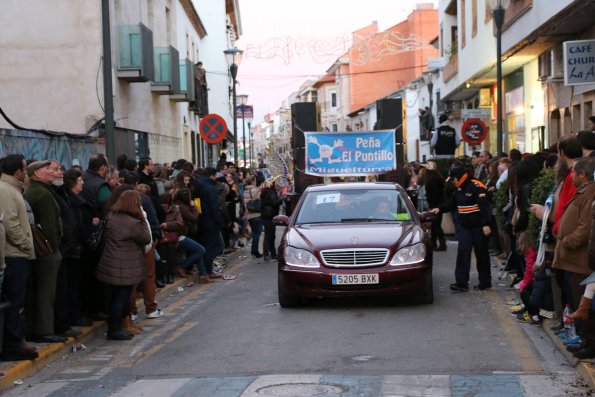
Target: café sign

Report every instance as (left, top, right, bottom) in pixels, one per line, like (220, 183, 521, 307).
(563, 39, 595, 86)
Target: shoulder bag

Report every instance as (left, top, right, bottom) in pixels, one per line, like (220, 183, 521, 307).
(246, 189, 261, 213)
(86, 220, 107, 252)
(30, 223, 52, 257)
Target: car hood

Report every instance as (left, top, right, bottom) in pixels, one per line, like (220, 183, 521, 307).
(286, 222, 423, 252)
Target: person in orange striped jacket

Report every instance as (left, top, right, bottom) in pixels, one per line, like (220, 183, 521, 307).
(431, 166, 493, 293)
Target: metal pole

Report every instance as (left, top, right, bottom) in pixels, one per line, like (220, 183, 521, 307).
(249, 121, 253, 168)
(101, 0, 115, 162)
(242, 107, 247, 167)
(494, 6, 505, 157)
(230, 63, 238, 163)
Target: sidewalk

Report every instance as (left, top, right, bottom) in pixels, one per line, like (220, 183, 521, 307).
(0, 249, 243, 392)
(494, 256, 595, 389)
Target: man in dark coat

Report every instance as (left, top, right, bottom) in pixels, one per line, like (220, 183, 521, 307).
(193, 167, 225, 276)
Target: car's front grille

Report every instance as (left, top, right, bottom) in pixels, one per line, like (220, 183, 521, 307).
(321, 249, 389, 267)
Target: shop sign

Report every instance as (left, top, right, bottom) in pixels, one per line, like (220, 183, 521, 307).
(461, 118, 488, 146)
(461, 108, 491, 120)
(563, 39, 595, 86)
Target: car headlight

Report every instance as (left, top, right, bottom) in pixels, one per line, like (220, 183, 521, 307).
(284, 246, 320, 268)
(390, 243, 426, 266)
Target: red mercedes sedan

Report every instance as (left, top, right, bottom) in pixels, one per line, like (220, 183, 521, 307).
(275, 182, 434, 307)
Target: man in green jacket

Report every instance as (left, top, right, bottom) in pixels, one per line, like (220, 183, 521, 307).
(24, 160, 67, 344)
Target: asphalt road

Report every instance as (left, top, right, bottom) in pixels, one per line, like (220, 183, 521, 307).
(3, 238, 591, 396)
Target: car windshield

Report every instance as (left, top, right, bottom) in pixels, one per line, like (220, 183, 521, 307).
(295, 188, 412, 224)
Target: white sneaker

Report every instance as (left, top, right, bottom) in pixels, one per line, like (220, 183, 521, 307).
(131, 313, 138, 322)
(146, 309, 164, 319)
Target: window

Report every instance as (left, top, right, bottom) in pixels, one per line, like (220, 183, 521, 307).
(331, 92, 337, 108)
(332, 124, 338, 132)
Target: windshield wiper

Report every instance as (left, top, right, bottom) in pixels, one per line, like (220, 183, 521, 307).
(340, 217, 398, 222)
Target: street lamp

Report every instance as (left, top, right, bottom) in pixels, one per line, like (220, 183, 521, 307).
(489, 0, 511, 157)
(238, 94, 249, 167)
(224, 47, 243, 163)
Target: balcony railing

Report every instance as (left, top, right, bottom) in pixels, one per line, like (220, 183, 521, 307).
(170, 59, 196, 102)
(151, 46, 180, 95)
(442, 53, 458, 83)
(117, 23, 154, 82)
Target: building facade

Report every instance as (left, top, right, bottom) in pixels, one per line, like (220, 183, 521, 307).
(0, 0, 241, 167)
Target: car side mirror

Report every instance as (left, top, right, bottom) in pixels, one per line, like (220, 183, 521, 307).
(273, 214, 289, 226)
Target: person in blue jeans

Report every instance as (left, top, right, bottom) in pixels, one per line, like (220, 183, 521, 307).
(178, 236, 212, 284)
(243, 173, 265, 258)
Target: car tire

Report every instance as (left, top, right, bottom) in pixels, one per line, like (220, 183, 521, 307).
(278, 290, 301, 307)
(416, 279, 434, 304)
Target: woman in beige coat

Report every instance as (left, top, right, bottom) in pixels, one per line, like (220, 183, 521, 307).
(96, 190, 151, 340)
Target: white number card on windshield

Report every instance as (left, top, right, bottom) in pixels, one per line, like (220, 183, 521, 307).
(316, 193, 341, 204)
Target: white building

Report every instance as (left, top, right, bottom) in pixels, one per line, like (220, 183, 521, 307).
(0, 0, 241, 167)
(437, 0, 595, 154)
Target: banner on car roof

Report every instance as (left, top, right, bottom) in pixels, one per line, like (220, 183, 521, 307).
(303, 130, 396, 177)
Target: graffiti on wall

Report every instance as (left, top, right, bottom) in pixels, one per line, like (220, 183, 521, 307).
(0, 128, 104, 168)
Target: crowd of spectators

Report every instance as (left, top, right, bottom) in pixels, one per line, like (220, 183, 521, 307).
(412, 126, 595, 359)
(0, 152, 286, 358)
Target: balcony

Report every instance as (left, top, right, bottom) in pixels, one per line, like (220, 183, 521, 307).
(170, 59, 196, 102)
(117, 23, 154, 82)
(442, 53, 458, 83)
(151, 46, 180, 95)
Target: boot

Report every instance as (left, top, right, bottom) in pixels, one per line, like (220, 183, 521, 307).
(122, 315, 141, 334)
(568, 296, 592, 321)
(436, 237, 447, 251)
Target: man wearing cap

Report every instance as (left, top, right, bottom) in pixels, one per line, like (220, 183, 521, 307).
(24, 160, 67, 343)
(431, 114, 460, 159)
(0, 154, 38, 360)
(431, 166, 492, 292)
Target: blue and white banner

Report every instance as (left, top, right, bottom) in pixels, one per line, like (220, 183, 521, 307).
(304, 130, 396, 177)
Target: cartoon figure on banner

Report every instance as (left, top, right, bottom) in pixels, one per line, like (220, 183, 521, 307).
(308, 136, 344, 164)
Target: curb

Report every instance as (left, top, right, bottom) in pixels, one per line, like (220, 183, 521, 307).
(0, 248, 244, 392)
(494, 256, 595, 389)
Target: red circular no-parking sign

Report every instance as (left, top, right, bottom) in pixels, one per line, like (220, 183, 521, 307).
(199, 114, 228, 144)
(461, 118, 488, 145)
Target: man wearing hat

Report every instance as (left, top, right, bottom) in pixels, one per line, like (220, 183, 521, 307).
(431, 166, 492, 292)
(24, 160, 67, 343)
(431, 113, 460, 159)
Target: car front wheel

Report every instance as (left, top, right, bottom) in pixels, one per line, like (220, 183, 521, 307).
(416, 278, 434, 304)
(278, 290, 301, 307)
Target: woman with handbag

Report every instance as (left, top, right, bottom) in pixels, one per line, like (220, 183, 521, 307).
(243, 174, 264, 258)
(174, 189, 213, 285)
(95, 190, 151, 340)
(157, 193, 184, 285)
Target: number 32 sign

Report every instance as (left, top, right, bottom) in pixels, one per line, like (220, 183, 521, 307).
(461, 118, 488, 145)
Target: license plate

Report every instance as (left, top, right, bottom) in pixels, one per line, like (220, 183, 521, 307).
(332, 274, 379, 285)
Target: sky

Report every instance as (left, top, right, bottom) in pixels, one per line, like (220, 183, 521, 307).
(235, 0, 439, 124)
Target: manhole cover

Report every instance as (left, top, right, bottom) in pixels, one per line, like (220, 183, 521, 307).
(257, 383, 347, 396)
